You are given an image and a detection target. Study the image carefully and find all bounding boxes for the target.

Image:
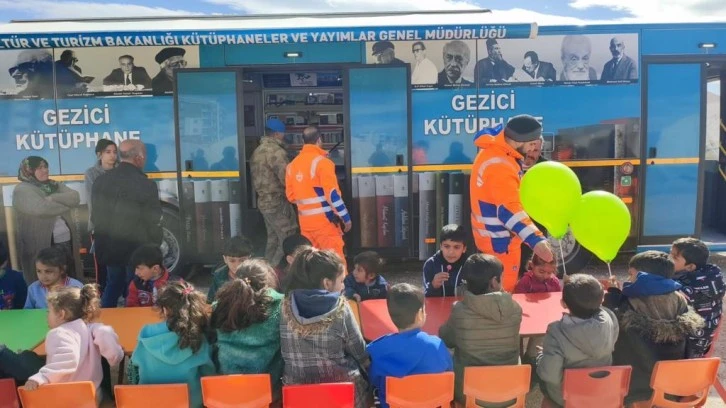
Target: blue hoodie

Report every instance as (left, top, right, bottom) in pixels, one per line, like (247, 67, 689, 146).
(622, 272, 682, 298)
(423, 250, 466, 297)
(367, 329, 453, 408)
(344, 274, 389, 301)
(129, 322, 216, 408)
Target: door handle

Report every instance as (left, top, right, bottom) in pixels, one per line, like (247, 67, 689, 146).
(647, 147, 657, 165)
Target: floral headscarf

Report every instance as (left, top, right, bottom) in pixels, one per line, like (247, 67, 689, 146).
(18, 156, 59, 195)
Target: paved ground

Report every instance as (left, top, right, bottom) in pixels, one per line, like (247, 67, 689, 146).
(186, 252, 726, 406)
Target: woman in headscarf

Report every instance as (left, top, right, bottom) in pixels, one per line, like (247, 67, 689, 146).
(84, 139, 117, 293)
(12, 156, 81, 284)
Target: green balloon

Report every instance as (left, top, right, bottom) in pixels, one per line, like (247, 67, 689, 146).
(520, 161, 582, 239)
(571, 191, 631, 263)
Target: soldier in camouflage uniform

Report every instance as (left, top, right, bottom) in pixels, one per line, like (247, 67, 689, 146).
(250, 118, 299, 266)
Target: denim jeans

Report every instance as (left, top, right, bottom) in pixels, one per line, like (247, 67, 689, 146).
(101, 264, 134, 308)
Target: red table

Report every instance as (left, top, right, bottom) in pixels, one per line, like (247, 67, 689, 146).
(358, 292, 565, 342)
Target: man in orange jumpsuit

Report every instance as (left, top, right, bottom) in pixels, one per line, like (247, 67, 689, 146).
(286, 126, 351, 266)
(470, 114, 554, 292)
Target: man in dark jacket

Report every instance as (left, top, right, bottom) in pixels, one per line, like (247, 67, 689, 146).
(92, 139, 162, 308)
(519, 137, 548, 278)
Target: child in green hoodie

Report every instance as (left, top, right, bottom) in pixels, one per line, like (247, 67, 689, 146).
(128, 281, 216, 408)
(211, 258, 284, 402)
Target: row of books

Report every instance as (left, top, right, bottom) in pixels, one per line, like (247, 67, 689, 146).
(352, 172, 472, 260)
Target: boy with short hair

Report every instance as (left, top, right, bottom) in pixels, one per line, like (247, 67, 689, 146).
(367, 283, 453, 408)
(537, 274, 618, 407)
(275, 234, 312, 284)
(670, 237, 725, 357)
(439, 254, 522, 404)
(604, 251, 705, 403)
(423, 224, 467, 297)
(126, 244, 179, 307)
(0, 241, 26, 310)
(207, 235, 254, 303)
(345, 251, 389, 302)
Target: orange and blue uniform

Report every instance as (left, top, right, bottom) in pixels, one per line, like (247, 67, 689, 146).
(470, 125, 545, 292)
(286, 144, 350, 266)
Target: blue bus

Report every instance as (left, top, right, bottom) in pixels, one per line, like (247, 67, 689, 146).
(0, 11, 723, 276)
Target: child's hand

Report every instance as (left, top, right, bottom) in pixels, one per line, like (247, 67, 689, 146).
(353, 294, 361, 302)
(432, 272, 450, 289)
(24, 380, 39, 391)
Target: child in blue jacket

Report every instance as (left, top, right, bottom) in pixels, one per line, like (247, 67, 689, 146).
(345, 251, 389, 302)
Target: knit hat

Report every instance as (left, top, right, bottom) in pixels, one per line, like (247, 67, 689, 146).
(504, 115, 542, 142)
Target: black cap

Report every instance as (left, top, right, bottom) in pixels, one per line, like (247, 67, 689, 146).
(372, 41, 394, 56)
(504, 115, 542, 142)
(155, 47, 186, 64)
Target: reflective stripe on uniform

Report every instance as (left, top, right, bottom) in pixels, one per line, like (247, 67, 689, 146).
(475, 157, 509, 187)
(476, 229, 511, 238)
(299, 206, 332, 216)
(310, 156, 324, 179)
(297, 196, 327, 205)
(504, 211, 528, 230)
(518, 224, 537, 241)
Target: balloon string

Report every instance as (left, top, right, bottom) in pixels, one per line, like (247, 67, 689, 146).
(559, 242, 567, 278)
(607, 262, 613, 278)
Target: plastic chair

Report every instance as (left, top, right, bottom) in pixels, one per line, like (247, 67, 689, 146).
(17, 381, 96, 408)
(0, 378, 19, 408)
(463, 365, 530, 408)
(630, 358, 720, 408)
(282, 382, 354, 408)
(201, 374, 272, 408)
(347, 299, 362, 328)
(704, 320, 726, 403)
(386, 372, 454, 408)
(562, 366, 632, 407)
(114, 384, 189, 408)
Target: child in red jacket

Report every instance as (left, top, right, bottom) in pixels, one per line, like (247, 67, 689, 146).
(515, 253, 562, 362)
(126, 245, 180, 307)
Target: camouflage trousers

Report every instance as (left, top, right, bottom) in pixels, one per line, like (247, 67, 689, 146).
(260, 202, 299, 266)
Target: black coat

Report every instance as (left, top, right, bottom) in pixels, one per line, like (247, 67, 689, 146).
(603, 289, 705, 403)
(91, 162, 162, 265)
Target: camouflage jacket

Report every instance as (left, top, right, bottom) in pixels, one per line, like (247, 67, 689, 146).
(250, 136, 289, 210)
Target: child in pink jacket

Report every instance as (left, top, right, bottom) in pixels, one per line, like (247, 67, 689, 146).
(24, 284, 124, 404)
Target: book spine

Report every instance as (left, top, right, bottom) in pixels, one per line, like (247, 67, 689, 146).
(358, 176, 377, 247)
(418, 172, 436, 260)
(375, 175, 395, 248)
(181, 181, 197, 251)
(393, 174, 409, 248)
(448, 172, 465, 226)
(193, 180, 212, 254)
(435, 172, 450, 242)
(228, 180, 242, 238)
(210, 180, 231, 254)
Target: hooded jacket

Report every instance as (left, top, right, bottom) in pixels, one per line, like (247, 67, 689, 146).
(536, 307, 619, 407)
(422, 250, 466, 297)
(367, 329, 453, 408)
(214, 289, 284, 398)
(675, 263, 725, 357)
(280, 289, 369, 408)
(604, 273, 706, 403)
(439, 291, 523, 403)
(128, 321, 216, 408)
(344, 273, 389, 301)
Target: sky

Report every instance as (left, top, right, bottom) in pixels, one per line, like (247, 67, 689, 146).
(0, 0, 722, 93)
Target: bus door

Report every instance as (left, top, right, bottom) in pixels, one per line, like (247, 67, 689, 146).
(346, 65, 413, 257)
(173, 69, 248, 266)
(640, 62, 704, 246)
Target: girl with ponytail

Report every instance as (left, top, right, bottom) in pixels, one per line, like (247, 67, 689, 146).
(24, 284, 124, 405)
(211, 258, 284, 400)
(128, 281, 216, 408)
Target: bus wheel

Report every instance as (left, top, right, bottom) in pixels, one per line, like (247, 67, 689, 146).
(547, 229, 592, 277)
(160, 206, 186, 277)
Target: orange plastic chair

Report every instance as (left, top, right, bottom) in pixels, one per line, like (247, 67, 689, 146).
(114, 384, 189, 408)
(562, 366, 632, 407)
(386, 372, 454, 408)
(17, 381, 96, 408)
(705, 320, 726, 403)
(462, 365, 530, 408)
(0, 378, 19, 408)
(630, 358, 720, 408)
(282, 382, 355, 408)
(201, 374, 272, 408)
(347, 299, 362, 328)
